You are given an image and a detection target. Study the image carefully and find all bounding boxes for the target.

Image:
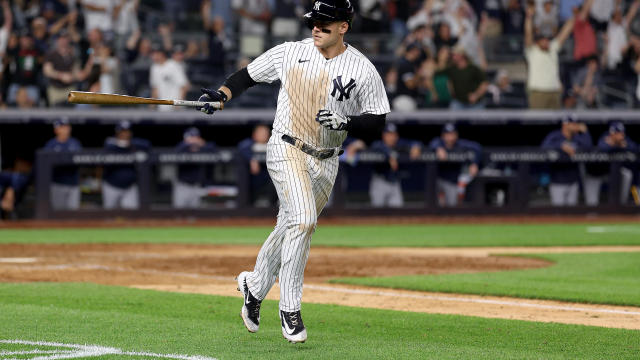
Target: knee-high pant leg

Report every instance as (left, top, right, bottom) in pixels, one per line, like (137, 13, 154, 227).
(246, 142, 338, 312)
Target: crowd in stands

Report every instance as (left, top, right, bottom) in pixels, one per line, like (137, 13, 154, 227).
(2, 0, 640, 110)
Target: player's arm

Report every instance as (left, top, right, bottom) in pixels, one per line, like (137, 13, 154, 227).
(199, 67, 258, 113)
(315, 111, 386, 140)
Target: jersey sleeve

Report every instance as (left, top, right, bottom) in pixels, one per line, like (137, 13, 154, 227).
(246, 42, 287, 84)
(356, 65, 391, 115)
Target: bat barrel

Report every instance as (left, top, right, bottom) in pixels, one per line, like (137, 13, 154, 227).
(67, 91, 173, 105)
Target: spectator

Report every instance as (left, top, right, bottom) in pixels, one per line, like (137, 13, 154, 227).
(434, 22, 458, 51)
(360, 0, 387, 33)
(237, 124, 277, 207)
(205, 0, 234, 36)
(559, 0, 583, 22)
(524, 4, 575, 109)
(391, 42, 424, 111)
(589, 0, 615, 32)
(202, 1, 230, 75)
(502, 0, 525, 35)
(272, 0, 303, 38)
(31, 17, 50, 54)
(43, 118, 83, 210)
(232, 0, 271, 56)
(369, 123, 422, 208)
(572, 0, 597, 63)
(541, 115, 592, 206)
(0, 0, 11, 67)
(436, 46, 488, 110)
(535, 0, 558, 37)
(486, 69, 520, 108)
(81, 0, 115, 38)
(93, 42, 118, 94)
(14, 86, 37, 108)
(429, 123, 482, 207)
(597, 121, 638, 204)
(114, 0, 140, 42)
(149, 45, 188, 111)
(605, 1, 640, 72)
(43, 34, 94, 106)
(173, 127, 217, 209)
(102, 120, 150, 209)
(570, 56, 602, 108)
(6, 32, 42, 106)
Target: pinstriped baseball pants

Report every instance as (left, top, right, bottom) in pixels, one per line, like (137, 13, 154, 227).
(245, 134, 339, 312)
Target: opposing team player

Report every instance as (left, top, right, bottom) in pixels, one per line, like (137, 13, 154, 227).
(197, 0, 389, 343)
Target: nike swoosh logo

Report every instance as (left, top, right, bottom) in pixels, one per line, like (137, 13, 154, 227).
(298, 59, 310, 63)
(283, 319, 296, 335)
(245, 296, 251, 306)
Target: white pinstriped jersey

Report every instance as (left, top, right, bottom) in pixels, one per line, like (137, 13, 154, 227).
(247, 38, 390, 149)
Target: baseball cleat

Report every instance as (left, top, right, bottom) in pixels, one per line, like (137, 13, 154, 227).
(236, 271, 261, 333)
(280, 310, 307, 343)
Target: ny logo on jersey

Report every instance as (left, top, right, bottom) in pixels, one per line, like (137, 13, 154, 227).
(314, 1, 321, 10)
(330, 76, 356, 101)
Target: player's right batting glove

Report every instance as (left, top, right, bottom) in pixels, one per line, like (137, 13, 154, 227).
(198, 88, 227, 115)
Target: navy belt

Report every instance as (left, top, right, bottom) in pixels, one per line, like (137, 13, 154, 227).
(281, 134, 343, 160)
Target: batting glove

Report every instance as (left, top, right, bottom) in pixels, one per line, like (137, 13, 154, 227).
(315, 109, 350, 131)
(198, 88, 227, 115)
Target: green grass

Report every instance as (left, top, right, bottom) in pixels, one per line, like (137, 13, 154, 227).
(0, 283, 638, 360)
(333, 252, 640, 306)
(1, 223, 640, 247)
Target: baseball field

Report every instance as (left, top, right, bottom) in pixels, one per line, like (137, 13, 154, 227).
(1, 219, 639, 359)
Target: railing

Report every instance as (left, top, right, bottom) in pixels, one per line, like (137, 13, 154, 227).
(34, 148, 639, 219)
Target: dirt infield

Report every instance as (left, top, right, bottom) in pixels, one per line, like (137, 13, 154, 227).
(2, 243, 640, 330)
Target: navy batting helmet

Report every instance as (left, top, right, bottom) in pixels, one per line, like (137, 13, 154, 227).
(304, 0, 355, 30)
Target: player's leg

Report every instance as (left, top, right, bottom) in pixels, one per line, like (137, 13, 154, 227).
(50, 184, 66, 210)
(582, 175, 602, 206)
(549, 183, 564, 206)
(566, 182, 579, 206)
(121, 185, 139, 209)
(369, 175, 387, 207)
(68, 185, 80, 210)
(620, 167, 633, 204)
(388, 181, 404, 207)
(102, 182, 119, 209)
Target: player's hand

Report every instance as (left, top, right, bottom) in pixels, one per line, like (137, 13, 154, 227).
(198, 88, 227, 115)
(315, 109, 349, 131)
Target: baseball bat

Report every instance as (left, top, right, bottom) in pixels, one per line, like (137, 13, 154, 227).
(67, 91, 224, 109)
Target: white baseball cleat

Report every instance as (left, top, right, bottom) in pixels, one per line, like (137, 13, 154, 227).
(280, 310, 307, 343)
(236, 271, 261, 333)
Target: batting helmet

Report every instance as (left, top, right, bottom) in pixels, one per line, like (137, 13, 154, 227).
(303, 0, 355, 30)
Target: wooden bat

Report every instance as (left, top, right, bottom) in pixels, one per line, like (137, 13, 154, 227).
(67, 91, 224, 109)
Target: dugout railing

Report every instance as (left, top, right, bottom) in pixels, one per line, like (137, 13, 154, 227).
(34, 148, 639, 219)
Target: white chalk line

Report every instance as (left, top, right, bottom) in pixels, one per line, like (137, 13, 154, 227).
(9, 264, 640, 318)
(0, 258, 38, 263)
(586, 226, 640, 234)
(0, 340, 217, 360)
(304, 284, 640, 316)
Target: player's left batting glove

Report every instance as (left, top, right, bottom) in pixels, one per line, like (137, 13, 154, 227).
(198, 88, 227, 115)
(315, 109, 350, 131)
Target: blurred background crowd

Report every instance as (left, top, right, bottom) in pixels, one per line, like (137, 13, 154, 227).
(2, 0, 640, 111)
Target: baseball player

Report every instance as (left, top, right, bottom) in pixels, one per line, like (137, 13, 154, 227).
(198, 0, 389, 343)
(43, 118, 83, 210)
(597, 122, 638, 204)
(541, 115, 592, 206)
(369, 123, 422, 208)
(237, 124, 277, 207)
(173, 127, 217, 208)
(428, 123, 483, 207)
(102, 120, 151, 209)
